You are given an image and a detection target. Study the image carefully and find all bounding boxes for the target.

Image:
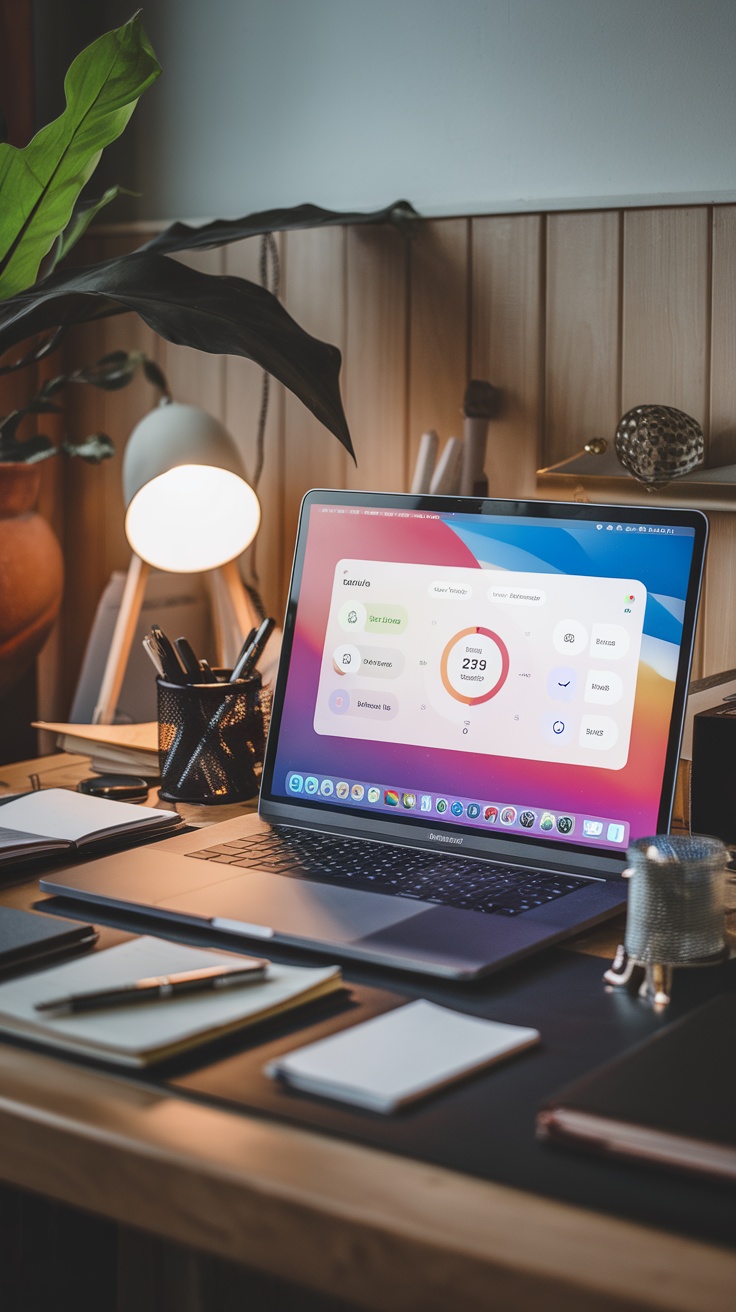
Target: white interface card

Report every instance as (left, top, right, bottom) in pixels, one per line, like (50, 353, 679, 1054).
(313, 560, 646, 771)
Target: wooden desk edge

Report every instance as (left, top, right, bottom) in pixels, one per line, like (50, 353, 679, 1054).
(1, 755, 734, 1310)
(0, 1042, 733, 1312)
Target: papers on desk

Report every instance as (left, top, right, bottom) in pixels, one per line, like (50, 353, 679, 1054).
(0, 936, 343, 1067)
(0, 788, 181, 870)
(34, 720, 160, 776)
(267, 999, 540, 1112)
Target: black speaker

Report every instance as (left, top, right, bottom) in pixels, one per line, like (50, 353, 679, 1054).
(690, 704, 736, 844)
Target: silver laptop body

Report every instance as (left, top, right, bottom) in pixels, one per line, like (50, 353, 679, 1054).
(43, 491, 707, 979)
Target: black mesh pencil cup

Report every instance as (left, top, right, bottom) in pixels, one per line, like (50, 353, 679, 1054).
(157, 673, 271, 804)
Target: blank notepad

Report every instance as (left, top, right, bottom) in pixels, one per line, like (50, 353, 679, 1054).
(266, 999, 540, 1112)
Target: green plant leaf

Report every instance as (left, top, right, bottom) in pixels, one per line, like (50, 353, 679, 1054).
(47, 185, 135, 274)
(0, 252, 353, 456)
(140, 200, 420, 256)
(0, 16, 160, 300)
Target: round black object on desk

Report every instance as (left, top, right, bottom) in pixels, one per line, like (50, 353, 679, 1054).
(78, 774, 149, 802)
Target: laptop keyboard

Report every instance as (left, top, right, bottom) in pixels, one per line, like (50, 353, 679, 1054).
(186, 827, 589, 917)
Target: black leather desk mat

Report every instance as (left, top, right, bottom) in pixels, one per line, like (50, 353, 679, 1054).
(156, 944, 736, 1250)
(35, 900, 736, 1249)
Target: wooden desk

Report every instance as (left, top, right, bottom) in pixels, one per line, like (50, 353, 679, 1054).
(1, 756, 735, 1312)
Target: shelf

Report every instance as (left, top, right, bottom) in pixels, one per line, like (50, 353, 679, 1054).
(536, 452, 736, 513)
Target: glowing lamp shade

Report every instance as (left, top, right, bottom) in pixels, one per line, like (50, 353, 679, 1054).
(123, 402, 260, 573)
(125, 464, 260, 572)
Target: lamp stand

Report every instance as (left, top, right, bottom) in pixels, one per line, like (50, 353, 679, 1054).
(92, 554, 260, 725)
(93, 554, 150, 725)
(205, 558, 261, 669)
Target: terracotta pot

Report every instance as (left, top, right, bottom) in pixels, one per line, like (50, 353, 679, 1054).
(0, 463, 64, 696)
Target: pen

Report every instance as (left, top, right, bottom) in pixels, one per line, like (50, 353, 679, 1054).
(227, 626, 257, 683)
(232, 617, 275, 681)
(142, 634, 164, 677)
(149, 626, 188, 684)
(34, 960, 270, 1016)
(174, 635, 205, 681)
(235, 627, 258, 665)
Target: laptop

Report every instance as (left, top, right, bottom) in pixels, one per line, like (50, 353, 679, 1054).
(43, 490, 708, 979)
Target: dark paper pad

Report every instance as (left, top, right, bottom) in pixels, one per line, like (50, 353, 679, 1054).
(0, 906, 96, 972)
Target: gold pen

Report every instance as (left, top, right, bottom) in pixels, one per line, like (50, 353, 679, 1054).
(34, 959, 270, 1016)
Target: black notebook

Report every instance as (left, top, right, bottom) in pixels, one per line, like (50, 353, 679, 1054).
(0, 906, 97, 972)
(537, 992, 736, 1183)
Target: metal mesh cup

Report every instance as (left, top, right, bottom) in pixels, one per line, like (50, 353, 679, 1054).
(157, 673, 271, 804)
(624, 834, 727, 965)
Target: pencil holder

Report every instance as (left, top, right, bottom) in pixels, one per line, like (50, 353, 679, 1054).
(605, 834, 728, 1006)
(157, 673, 271, 804)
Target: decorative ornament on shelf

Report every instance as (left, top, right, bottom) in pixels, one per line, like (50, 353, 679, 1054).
(614, 405, 704, 486)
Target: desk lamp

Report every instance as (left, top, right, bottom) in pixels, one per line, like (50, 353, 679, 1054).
(93, 401, 261, 724)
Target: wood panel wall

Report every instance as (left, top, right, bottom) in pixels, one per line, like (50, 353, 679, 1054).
(45, 204, 736, 719)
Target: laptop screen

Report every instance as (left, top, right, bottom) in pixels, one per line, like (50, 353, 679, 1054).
(260, 492, 706, 861)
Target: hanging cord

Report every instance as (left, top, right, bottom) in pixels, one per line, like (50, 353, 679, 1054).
(253, 232, 280, 494)
(246, 232, 280, 599)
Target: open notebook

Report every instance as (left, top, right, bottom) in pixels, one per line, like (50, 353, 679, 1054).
(0, 936, 342, 1067)
(0, 789, 181, 870)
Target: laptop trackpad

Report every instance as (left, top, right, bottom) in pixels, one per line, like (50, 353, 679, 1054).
(157, 871, 428, 945)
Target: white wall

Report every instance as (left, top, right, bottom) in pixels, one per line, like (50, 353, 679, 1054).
(36, 0, 736, 220)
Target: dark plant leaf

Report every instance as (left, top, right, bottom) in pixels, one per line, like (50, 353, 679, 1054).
(79, 370, 137, 391)
(0, 394, 61, 442)
(142, 358, 170, 395)
(76, 356, 140, 389)
(0, 411, 22, 438)
(77, 349, 170, 396)
(0, 326, 67, 376)
(0, 251, 353, 455)
(0, 433, 56, 463)
(62, 433, 115, 462)
(25, 396, 62, 414)
(139, 199, 419, 257)
(97, 350, 131, 365)
(40, 373, 69, 397)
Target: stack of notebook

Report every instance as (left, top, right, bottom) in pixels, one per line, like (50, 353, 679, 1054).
(34, 720, 160, 776)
